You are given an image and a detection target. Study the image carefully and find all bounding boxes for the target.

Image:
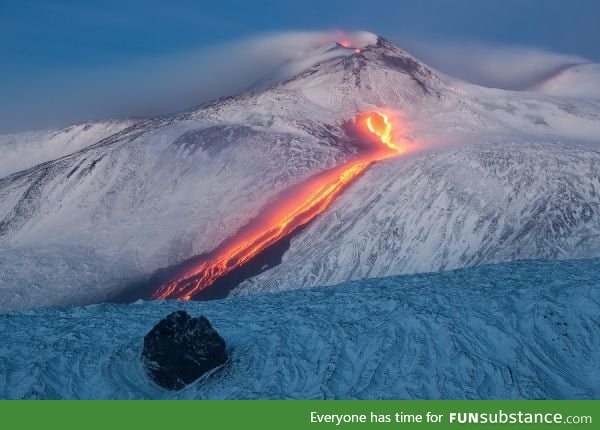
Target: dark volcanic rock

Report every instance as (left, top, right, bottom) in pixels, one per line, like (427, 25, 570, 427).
(142, 311, 227, 390)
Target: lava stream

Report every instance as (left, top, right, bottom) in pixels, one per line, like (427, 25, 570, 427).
(154, 111, 403, 300)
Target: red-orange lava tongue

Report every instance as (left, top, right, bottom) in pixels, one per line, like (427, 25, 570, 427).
(154, 112, 403, 301)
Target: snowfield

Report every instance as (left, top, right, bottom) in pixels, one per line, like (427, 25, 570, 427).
(0, 258, 598, 399)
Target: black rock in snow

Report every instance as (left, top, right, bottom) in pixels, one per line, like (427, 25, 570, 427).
(142, 310, 227, 390)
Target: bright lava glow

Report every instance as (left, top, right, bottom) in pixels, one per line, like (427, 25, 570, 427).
(154, 111, 404, 300)
(366, 112, 403, 154)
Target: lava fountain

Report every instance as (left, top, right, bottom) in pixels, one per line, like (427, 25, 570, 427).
(154, 111, 404, 301)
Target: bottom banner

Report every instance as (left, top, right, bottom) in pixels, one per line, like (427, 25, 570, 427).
(0, 400, 597, 429)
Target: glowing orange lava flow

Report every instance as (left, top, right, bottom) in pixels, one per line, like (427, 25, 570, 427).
(154, 111, 403, 300)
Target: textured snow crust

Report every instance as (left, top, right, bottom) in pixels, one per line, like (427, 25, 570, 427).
(0, 259, 598, 399)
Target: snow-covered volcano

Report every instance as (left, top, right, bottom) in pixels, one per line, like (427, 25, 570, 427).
(1, 34, 600, 310)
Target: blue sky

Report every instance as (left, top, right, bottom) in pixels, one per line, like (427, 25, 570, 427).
(1, 0, 599, 132)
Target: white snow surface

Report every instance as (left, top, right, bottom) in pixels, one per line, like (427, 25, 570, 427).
(1, 37, 600, 310)
(534, 63, 600, 100)
(0, 120, 136, 178)
(0, 258, 598, 399)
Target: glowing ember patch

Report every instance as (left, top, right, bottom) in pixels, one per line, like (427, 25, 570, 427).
(154, 111, 404, 301)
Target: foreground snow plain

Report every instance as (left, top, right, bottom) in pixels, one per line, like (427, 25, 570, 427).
(1, 258, 598, 399)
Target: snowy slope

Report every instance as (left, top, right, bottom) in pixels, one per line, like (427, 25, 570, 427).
(533, 63, 600, 100)
(1, 258, 598, 399)
(1, 35, 600, 309)
(0, 120, 137, 178)
(238, 141, 600, 294)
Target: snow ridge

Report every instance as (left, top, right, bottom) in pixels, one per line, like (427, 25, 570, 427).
(0, 258, 598, 399)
